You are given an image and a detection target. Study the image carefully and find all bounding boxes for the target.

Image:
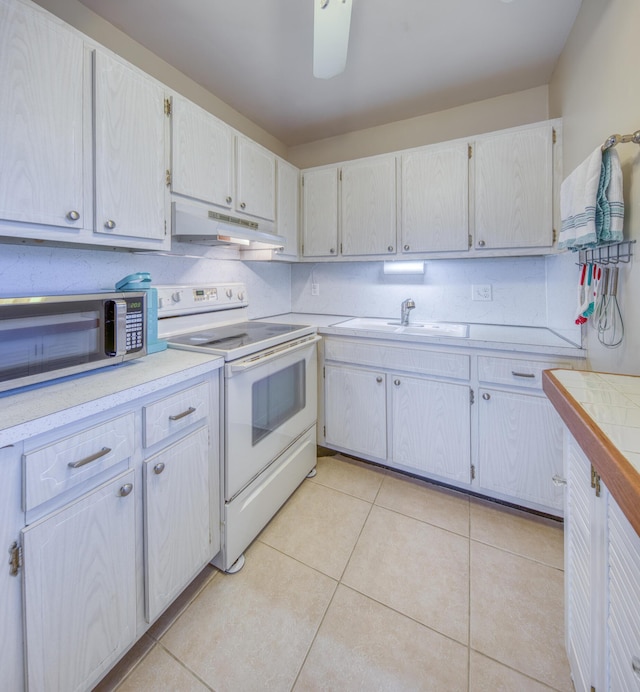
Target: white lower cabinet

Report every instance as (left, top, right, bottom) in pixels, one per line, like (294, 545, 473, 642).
(565, 432, 640, 691)
(22, 470, 137, 692)
(144, 426, 211, 623)
(477, 388, 564, 511)
(391, 375, 470, 483)
(324, 364, 387, 461)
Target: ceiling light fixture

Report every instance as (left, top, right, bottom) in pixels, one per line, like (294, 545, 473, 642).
(313, 0, 353, 79)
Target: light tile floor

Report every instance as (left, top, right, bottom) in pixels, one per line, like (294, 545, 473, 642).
(97, 454, 572, 692)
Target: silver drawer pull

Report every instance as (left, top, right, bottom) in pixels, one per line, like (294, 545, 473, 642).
(511, 371, 536, 378)
(552, 474, 567, 486)
(68, 446, 112, 469)
(169, 406, 196, 421)
(154, 462, 165, 475)
(118, 483, 133, 497)
(633, 656, 640, 675)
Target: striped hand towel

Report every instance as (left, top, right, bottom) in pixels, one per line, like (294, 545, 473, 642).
(597, 147, 624, 243)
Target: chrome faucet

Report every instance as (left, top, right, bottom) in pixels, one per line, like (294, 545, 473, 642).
(400, 298, 415, 326)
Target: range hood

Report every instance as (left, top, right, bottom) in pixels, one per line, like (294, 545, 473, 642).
(172, 201, 285, 248)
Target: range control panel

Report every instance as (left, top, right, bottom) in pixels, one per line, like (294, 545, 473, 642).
(156, 283, 248, 317)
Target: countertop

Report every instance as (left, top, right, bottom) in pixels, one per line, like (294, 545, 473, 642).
(0, 349, 224, 446)
(543, 369, 640, 536)
(260, 313, 585, 358)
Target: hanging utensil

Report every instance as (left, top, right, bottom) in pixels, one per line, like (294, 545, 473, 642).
(598, 266, 624, 347)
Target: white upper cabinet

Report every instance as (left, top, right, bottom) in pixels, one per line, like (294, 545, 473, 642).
(401, 141, 469, 253)
(473, 123, 554, 250)
(275, 158, 300, 257)
(94, 50, 168, 247)
(170, 94, 234, 209)
(302, 167, 339, 257)
(235, 135, 276, 221)
(341, 155, 397, 256)
(0, 0, 86, 231)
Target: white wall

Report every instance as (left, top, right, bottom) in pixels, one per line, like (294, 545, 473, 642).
(0, 244, 291, 320)
(549, 0, 640, 374)
(291, 258, 569, 330)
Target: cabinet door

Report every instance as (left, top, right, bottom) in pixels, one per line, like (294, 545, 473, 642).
(391, 375, 470, 483)
(94, 50, 167, 243)
(144, 427, 211, 623)
(22, 470, 136, 692)
(401, 142, 469, 253)
(474, 124, 554, 250)
(0, 446, 24, 691)
(276, 159, 299, 258)
(0, 0, 85, 230)
(341, 156, 397, 256)
(171, 95, 233, 209)
(302, 167, 339, 257)
(325, 364, 387, 460)
(235, 135, 276, 221)
(477, 388, 564, 510)
(607, 497, 640, 692)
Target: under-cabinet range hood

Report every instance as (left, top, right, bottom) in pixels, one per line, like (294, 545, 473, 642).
(172, 201, 284, 248)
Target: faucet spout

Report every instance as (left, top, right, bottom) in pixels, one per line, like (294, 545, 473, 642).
(400, 298, 416, 326)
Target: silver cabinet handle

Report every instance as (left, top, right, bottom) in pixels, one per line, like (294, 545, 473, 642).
(376, 376, 383, 383)
(387, 245, 394, 252)
(118, 483, 133, 497)
(66, 210, 80, 221)
(478, 240, 486, 247)
(154, 462, 165, 475)
(68, 446, 111, 469)
(329, 248, 336, 254)
(105, 219, 116, 230)
(394, 379, 401, 386)
(512, 371, 536, 379)
(482, 393, 491, 400)
(632, 657, 640, 676)
(403, 244, 410, 251)
(552, 474, 567, 486)
(226, 196, 232, 204)
(169, 406, 196, 421)
(240, 202, 246, 209)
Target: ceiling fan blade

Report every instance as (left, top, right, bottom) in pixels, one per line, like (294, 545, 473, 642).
(313, 0, 353, 79)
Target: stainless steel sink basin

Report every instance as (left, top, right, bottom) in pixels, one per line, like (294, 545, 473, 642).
(334, 317, 469, 338)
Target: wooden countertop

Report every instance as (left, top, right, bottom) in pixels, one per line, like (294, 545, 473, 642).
(543, 369, 640, 535)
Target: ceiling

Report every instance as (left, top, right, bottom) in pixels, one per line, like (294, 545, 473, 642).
(77, 0, 582, 147)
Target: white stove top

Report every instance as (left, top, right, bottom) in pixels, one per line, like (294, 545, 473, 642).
(156, 283, 315, 360)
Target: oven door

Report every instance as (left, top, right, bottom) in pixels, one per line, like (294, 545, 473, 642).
(224, 335, 320, 500)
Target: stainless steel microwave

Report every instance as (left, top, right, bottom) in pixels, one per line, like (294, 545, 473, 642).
(0, 292, 147, 393)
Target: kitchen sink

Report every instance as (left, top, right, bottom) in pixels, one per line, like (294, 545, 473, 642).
(334, 317, 469, 338)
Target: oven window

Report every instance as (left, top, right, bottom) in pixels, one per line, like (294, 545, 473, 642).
(252, 360, 305, 445)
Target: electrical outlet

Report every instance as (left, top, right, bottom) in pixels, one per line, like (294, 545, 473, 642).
(311, 283, 320, 296)
(472, 284, 492, 301)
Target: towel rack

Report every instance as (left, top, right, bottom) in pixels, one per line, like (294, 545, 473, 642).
(577, 239, 636, 266)
(601, 130, 640, 152)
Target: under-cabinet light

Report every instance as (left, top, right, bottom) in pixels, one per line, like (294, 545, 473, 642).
(383, 261, 425, 275)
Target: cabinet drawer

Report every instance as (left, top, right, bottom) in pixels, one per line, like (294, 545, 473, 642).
(24, 413, 135, 511)
(143, 381, 209, 448)
(324, 338, 470, 380)
(478, 356, 574, 389)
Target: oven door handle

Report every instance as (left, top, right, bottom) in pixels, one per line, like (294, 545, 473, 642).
(228, 335, 321, 373)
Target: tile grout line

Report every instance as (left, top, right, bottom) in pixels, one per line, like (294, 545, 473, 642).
(155, 641, 217, 691)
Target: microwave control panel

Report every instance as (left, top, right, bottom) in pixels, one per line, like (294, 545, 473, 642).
(124, 295, 145, 352)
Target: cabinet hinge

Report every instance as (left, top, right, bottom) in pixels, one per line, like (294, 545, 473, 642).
(468, 234, 473, 249)
(591, 464, 602, 497)
(9, 541, 22, 577)
(468, 144, 473, 159)
(471, 464, 476, 481)
(339, 170, 343, 182)
(323, 425, 326, 437)
(340, 243, 343, 254)
(552, 128, 557, 145)
(301, 176, 304, 187)
(164, 98, 172, 116)
(470, 388, 475, 405)
(552, 228, 557, 243)
(323, 366, 325, 379)
(166, 169, 172, 187)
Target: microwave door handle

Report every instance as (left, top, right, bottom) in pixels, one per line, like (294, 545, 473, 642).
(228, 335, 321, 374)
(113, 299, 128, 357)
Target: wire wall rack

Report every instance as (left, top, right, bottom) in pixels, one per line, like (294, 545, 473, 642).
(577, 239, 636, 266)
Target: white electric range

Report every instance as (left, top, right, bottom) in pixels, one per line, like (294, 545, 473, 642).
(157, 284, 319, 572)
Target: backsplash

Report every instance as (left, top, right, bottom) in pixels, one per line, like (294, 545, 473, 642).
(291, 257, 581, 342)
